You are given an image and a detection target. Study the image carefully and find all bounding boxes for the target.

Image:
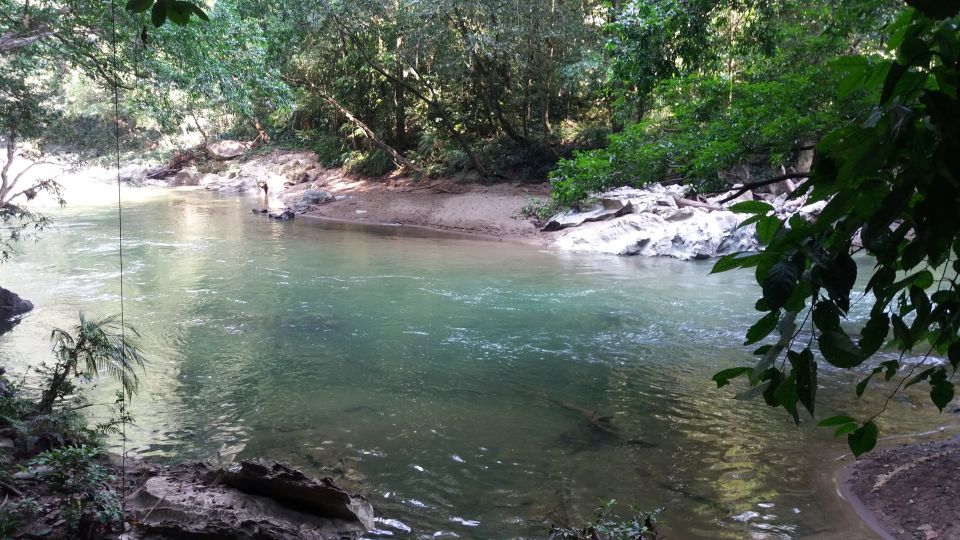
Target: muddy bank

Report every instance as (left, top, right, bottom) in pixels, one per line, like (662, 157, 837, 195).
(839, 436, 960, 540)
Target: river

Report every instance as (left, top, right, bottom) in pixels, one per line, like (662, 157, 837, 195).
(0, 187, 955, 539)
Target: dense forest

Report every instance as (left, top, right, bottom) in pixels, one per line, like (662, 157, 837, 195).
(3, 0, 899, 200)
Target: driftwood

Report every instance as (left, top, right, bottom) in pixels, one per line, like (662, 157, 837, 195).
(673, 196, 722, 211)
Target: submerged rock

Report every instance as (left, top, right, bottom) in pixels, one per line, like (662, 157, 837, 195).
(268, 209, 296, 220)
(125, 459, 373, 540)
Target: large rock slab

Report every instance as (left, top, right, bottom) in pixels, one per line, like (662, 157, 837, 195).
(553, 210, 758, 259)
(126, 460, 373, 540)
(207, 140, 249, 160)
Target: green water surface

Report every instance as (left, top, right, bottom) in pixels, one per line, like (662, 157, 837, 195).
(1, 188, 955, 539)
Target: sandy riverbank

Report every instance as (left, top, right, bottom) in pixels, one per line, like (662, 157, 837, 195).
(279, 167, 555, 244)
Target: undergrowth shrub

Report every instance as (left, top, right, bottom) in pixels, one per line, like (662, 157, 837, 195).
(342, 148, 394, 177)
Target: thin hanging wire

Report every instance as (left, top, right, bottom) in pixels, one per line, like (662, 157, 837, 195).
(109, 0, 129, 529)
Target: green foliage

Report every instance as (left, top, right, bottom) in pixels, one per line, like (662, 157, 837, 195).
(308, 135, 345, 167)
(0, 318, 139, 537)
(343, 149, 395, 178)
(549, 500, 660, 540)
(30, 445, 111, 492)
(30, 445, 122, 532)
(38, 313, 146, 413)
(516, 197, 559, 224)
(549, 0, 895, 205)
(713, 4, 960, 457)
(0, 497, 41, 537)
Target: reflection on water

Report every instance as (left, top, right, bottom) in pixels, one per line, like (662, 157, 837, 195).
(0, 189, 955, 539)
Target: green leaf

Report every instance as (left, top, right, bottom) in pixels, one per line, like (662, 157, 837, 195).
(930, 368, 954, 412)
(909, 286, 931, 319)
(818, 415, 856, 427)
(812, 301, 841, 332)
(858, 311, 890, 356)
(856, 369, 878, 398)
(880, 360, 900, 381)
(168, 1, 192, 25)
(905, 367, 935, 388)
(151, 0, 168, 26)
(891, 314, 913, 346)
(835, 423, 859, 437)
(755, 215, 781, 245)
(818, 331, 867, 368)
(744, 311, 779, 345)
(762, 261, 800, 312)
(774, 371, 800, 424)
(125, 0, 153, 13)
(711, 252, 764, 274)
(186, 2, 210, 21)
(820, 252, 857, 313)
(793, 348, 817, 416)
(855, 363, 896, 397)
(712, 367, 753, 388)
(881, 61, 908, 104)
(949, 342, 960, 371)
(848, 421, 879, 457)
(905, 1, 960, 22)
(729, 201, 774, 215)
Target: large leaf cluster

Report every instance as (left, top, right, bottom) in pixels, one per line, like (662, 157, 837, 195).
(713, 4, 960, 456)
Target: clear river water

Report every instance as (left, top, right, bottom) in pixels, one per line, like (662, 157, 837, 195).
(1, 187, 956, 539)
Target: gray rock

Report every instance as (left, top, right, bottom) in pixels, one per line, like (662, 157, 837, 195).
(542, 200, 631, 232)
(0, 286, 33, 321)
(222, 459, 374, 529)
(598, 184, 684, 213)
(207, 140, 248, 160)
(268, 210, 296, 220)
(173, 168, 201, 186)
(125, 460, 371, 540)
(301, 189, 334, 205)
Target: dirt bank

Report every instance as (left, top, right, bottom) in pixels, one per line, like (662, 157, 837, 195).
(839, 435, 960, 540)
(286, 170, 553, 244)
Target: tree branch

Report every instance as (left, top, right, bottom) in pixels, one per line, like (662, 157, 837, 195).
(702, 172, 810, 205)
(0, 25, 50, 53)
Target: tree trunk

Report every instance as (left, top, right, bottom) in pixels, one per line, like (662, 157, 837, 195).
(393, 36, 406, 145)
(360, 59, 488, 176)
(319, 93, 425, 176)
(1, 130, 15, 201)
